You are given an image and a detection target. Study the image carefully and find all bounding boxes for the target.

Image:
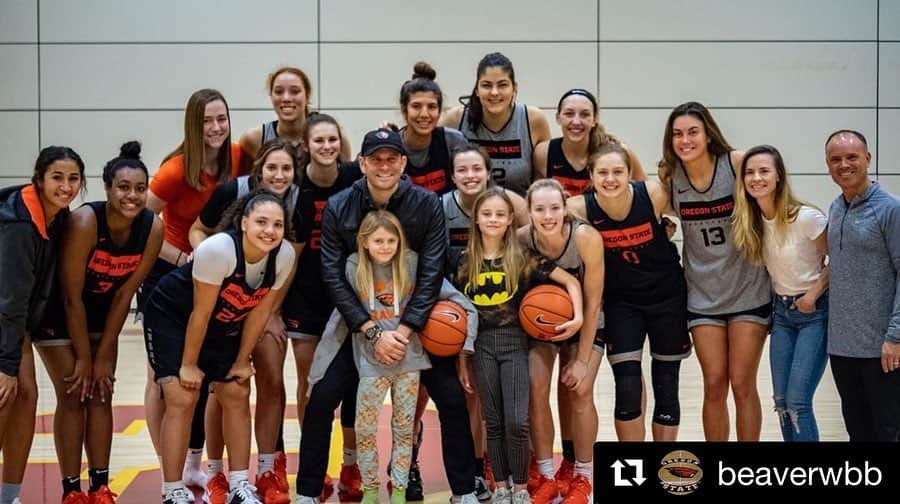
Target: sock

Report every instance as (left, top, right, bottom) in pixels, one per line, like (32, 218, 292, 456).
(208, 459, 224, 476)
(185, 448, 203, 470)
(0, 483, 22, 504)
(562, 440, 576, 463)
(258, 454, 276, 475)
(343, 448, 357, 467)
(574, 460, 592, 479)
(229, 470, 249, 491)
(163, 481, 184, 495)
(474, 458, 485, 477)
(62, 475, 81, 496)
(89, 468, 109, 492)
(537, 458, 554, 478)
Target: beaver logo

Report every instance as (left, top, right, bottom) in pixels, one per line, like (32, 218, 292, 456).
(658, 450, 702, 496)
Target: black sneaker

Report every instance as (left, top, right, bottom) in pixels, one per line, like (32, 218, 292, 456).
(473, 475, 491, 501)
(163, 488, 193, 504)
(406, 462, 423, 501)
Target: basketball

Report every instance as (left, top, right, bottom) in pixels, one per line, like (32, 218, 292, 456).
(519, 284, 575, 341)
(420, 300, 467, 356)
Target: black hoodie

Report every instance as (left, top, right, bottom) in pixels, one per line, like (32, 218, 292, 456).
(0, 184, 65, 375)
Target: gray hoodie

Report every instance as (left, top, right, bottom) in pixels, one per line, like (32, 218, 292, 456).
(308, 250, 478, 385)
(827, 181, 900, 357)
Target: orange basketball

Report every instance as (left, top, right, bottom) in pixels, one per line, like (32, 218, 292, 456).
(420, 300, 467, 356)
(519, 284, 575, 341)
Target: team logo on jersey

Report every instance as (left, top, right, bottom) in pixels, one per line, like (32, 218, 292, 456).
(467, 271, 516, 306)
(658, 450, 703, 495)
(600, 222, 654, 249)
(678, 195, 734, 221)
(376, 131, 390, 139)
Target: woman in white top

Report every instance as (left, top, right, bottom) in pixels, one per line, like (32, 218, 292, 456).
(732, 144, 829, 442)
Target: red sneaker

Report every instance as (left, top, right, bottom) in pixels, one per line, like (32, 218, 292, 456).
(322, 473, 335, 501)
(206, 472, 229, 504)
(530, 475, 560, 504)
(87, 485, 118, 504)
(256, 471, 291, 504)
(561, 475, 591, 504)
(338, 463, 364, 501)
(274, 451, 289, 491)
(62, 491, 90, 504)
(555, 459, 575, 496)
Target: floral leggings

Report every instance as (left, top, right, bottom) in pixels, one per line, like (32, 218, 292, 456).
(355, 371, 420, 490)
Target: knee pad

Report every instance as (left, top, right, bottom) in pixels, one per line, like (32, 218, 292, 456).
(651, 359, 681, 426)
(612, 361, 642, 422)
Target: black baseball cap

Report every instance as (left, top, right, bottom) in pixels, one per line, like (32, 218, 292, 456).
(360, 128, 406, 157)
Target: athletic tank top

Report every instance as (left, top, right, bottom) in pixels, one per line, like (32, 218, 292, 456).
(235, 175, 300, 217)
(282, 162, 361, 329)
(459, 102, 533, 196)
(79, 202, 154, 333)
(404, 127, 453, 194)
(261, 120, 305, 165)
(585, 182, 683, 302)
(546, 138, 590, 196)
(442, 190, 471, 271)
(153, 230, 279, 338)
(671, 155, 770, 314)
(528, 221, 584, 279)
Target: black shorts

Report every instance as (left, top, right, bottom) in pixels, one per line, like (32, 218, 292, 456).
(281, 284, 329, 339)
(143, 299, 240, 383)
(686, 302, 772, 329)
(136, 258, 176, 317)
(605, 291, 692, 365)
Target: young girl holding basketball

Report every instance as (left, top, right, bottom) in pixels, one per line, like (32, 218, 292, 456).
(518, 179, 604, 504)
(309, 210, 477, 504)
(454, 188, 582, 504)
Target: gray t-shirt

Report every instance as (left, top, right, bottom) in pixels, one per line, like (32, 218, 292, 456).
(406, 128, 467, 168)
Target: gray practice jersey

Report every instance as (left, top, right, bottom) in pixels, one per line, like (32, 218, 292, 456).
(443, 190, 471, 271)
(671, 154, 770, 314)
(459, 102, 534, 196)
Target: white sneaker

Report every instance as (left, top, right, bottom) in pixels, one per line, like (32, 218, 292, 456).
(11, 498, 21, 504)
(183, 466, 210, 489)
(493, 487, 512, 504)
(511, 489, 531, 504)
(226, 481, 262, 504)
(295, 496, 320, 504)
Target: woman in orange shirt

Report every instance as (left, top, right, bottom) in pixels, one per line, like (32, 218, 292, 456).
(140, 88, 243, 497)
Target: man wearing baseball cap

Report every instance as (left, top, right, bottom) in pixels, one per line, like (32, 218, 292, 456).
(295, 128, 478, 503)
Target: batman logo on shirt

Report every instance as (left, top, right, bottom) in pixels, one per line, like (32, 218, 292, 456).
(467, 271, 516, 306)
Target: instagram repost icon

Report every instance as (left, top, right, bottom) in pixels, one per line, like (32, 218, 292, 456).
(658, 450, 703, 495)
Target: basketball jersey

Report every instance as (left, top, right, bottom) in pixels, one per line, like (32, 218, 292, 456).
(442, 190, 471, 271)
(528, 221, 585, 279)
(671, 155, 770, 314)
(282, 162, 361, 331)
(152, 231, 279, 338)
(585, 182, 683, 302)
(404, 127, 453, 194)
(261, 120, 304, 165)
(459, 102, 533, 196)
(546, 138, 590, 196)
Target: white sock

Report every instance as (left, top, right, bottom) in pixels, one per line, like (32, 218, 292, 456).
(258, 454, 276, 475)
(208, 459, 224, 476)
(185, 449, 203, 470)
(229, 470, 249, 491)
(343, 448, 357, 467)
(574, 460, 592, 478)
(163, 481, 184, 495)
(537, 458, 554, 478)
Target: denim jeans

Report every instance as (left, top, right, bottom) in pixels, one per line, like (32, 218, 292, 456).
(769, 292, 829, 441)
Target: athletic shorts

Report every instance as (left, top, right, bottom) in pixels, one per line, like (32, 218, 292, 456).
(136, 258, 176, 319)
(686, 302, 771, 329)
(143, 298, 240, 384)
(282, 287, 329, 339)
(529, 311, 605, 354)
(32, 330, 102, 347)
(605, 292, 692, 365)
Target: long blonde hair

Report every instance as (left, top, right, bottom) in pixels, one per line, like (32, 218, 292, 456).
(355, 210, 409, 310)
(733, 144, 806, 264)
(463, 187, 526, 296)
